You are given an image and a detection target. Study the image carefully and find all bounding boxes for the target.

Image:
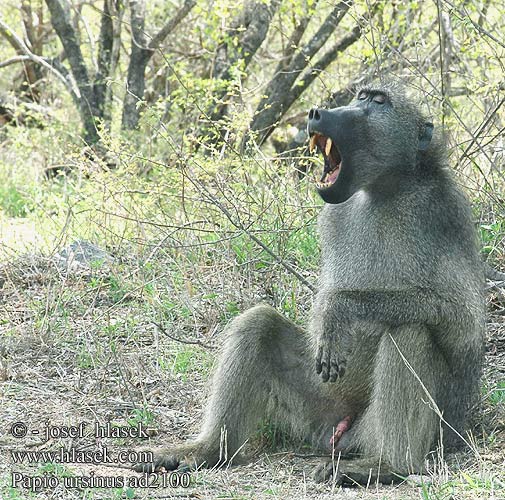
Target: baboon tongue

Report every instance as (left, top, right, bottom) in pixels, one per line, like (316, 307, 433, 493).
(319, 158, 340, 183)
(320, 158, 331, 182)
(326, 166, 340, 183)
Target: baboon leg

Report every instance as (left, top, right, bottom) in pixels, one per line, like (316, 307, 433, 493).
(314, 325, 447, 484)
(354, 326, 447, 474)
(436, 333, 484, 451)
(137, 304, 328, 472)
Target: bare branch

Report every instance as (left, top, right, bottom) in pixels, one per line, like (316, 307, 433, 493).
(0, 18, 79, 97)
(153, 322, 215, 350)
(294, 25, 362, 101)
(0, 18, 25, 52)
(280, 6, 316, 70)
(94, 0, 115, 119)
(187, 167, 315, 292)
(249, 1, 354, 144)
(0, 55, 31, 69)
(122, 0, 196, 129)
(148, 0, 196, 50)
(201, 0, 281, 142)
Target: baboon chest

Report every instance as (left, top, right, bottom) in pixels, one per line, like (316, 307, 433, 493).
(318, 192, 424, 289)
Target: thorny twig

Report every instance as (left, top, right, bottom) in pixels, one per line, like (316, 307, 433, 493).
(153, 322, 215, 350)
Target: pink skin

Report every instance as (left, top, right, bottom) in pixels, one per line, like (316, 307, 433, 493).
(330, 415, 352, 447)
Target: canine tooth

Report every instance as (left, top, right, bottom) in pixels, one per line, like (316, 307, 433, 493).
(309, 135, 317, 153)
(325, 138, 332, 156)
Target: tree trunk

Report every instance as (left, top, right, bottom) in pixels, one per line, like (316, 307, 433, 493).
(121, 0, 196, 130)
(19, 0, 44, 101)
(205, 0, 281, 130)
(93, 0, 115, 121)
(45, 0, 100, 143)
(104, 0, 124, 123)
(121, 0, 151, 130)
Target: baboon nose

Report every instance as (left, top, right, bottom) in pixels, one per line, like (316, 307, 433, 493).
(308, 108, 321, 121)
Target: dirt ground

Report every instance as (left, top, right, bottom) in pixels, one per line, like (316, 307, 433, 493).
(0, 254, 504, 500)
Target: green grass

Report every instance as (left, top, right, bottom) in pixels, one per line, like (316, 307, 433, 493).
(487, 381, 505, 405)
(0, 184, 30, 217)
(167, 346, 213, 379)
(127, 407, 155, 427)
(480, 221, 504, 259)
(37, 462, 72, 478)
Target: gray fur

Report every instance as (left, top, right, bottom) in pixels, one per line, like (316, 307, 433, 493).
(136, 82, 485, 484)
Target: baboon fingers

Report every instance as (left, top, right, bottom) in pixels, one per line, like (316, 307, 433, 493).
(315, 344, 323, 374)
(329, 349, 344, 381)
(322, 347, 332, 381)
(316, 342, 331, 380)
(320, 363, 329, 382)
(317, 342, 345, 382)
(133, 453, 180, 473)
(133, 462, 155, 473)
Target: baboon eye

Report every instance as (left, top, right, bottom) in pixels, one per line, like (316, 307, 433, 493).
(372, 94, 386, 104)
(357, 91, 368, 100)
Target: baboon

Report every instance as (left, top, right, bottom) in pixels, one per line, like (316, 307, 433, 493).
(137, 81, 485, 484)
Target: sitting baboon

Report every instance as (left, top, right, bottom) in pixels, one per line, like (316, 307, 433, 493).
(137, 81, 485, 484)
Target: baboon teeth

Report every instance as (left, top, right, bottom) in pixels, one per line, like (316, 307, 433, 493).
(325, 138, 332, 156)
(316, 180, 333, 189)
(309, 135, 317, 153)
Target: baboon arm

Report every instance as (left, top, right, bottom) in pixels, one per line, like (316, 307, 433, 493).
(313, 287, 475, 381)
(321, 288, 472, 328)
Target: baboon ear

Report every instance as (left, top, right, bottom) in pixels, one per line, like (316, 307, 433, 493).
(418, 122, 434, 151)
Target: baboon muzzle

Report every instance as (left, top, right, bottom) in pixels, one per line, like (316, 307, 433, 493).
(307, 106, 363, 204)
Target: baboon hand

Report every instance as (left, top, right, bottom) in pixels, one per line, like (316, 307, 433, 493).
(316, 331, 346, 382)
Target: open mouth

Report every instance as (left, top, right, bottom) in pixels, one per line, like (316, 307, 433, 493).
(309, 134, 342, 189)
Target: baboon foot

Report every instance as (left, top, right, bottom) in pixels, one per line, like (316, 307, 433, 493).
(133, 443, 224, 473)
(313, 458, 401, 486)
